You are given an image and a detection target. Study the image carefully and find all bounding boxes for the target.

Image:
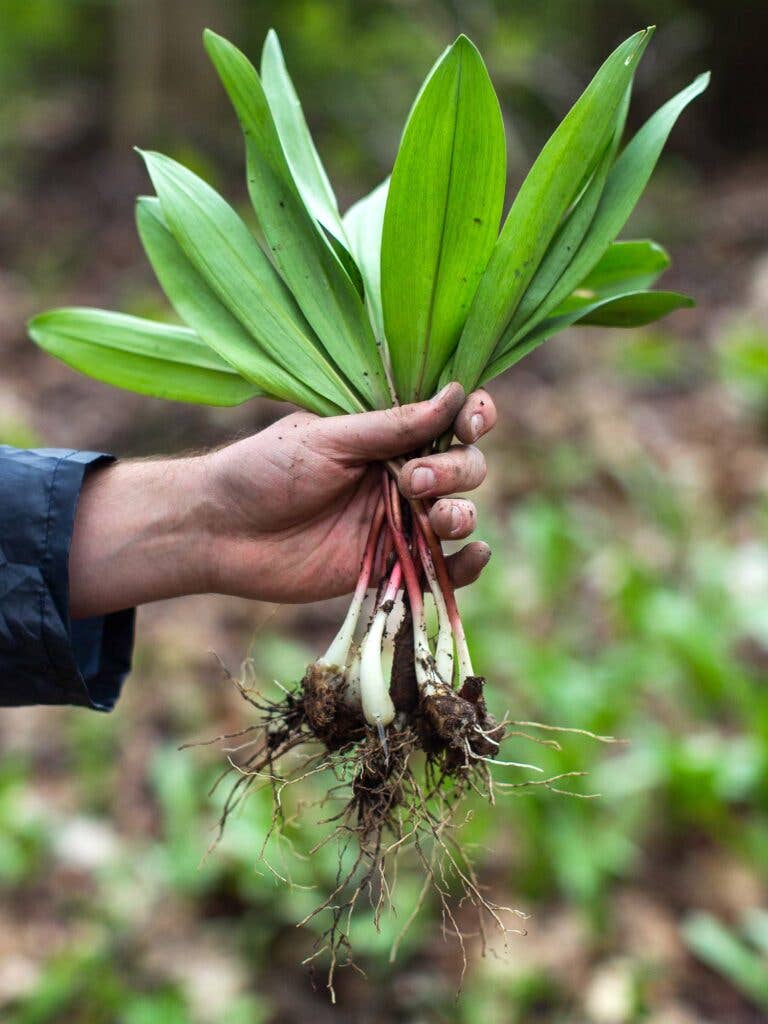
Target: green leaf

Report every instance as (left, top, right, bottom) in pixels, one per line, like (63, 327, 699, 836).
(343, 178, 389, 348)
(573, 288, 693, 326)
(28, 308, 258, 406)
(452, 28, 654, 392)
(259, 30, 364, 299)
(503, 83, 633, 341)
(381, 34, 507, 402)
(260, 29, 345, 247)
(482, 289, 694, 383)
(553, 239, 670, 315)
(326, 230, 365, 297)
(204, 30, 388, 409)
(139, 149, 363, 413)
(136, 197, 340, 416)
(682, 913, 768, 1009)
(505, 71, 710, 349)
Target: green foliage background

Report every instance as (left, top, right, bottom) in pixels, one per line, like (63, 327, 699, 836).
(0, 1, 767, 1021)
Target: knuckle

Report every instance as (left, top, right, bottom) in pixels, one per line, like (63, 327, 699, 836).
(388, 403, 422, 442)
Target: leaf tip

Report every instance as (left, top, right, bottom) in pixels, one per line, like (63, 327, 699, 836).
(451, 33, 480, 57)
(203, 27, 233, 62)
(625, 25, 655, 66)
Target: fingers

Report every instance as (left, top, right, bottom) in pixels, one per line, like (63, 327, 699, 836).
(429, 498, 477, 540)
(309, 383, 496, 466)
(314, 382, 465, 462)
(446, 542, 492, 588)
(399, 444, 486, 499)
(453, 388, 497, 444)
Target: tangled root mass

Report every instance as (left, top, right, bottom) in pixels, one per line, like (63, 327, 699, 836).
(194, 660, 547, 1001)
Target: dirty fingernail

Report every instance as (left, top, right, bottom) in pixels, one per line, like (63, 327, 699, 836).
(411, 467, 436, 494)
(431, 382, 455, 404)
(450, 504, 463, 535)
(470, 413, 484, 439)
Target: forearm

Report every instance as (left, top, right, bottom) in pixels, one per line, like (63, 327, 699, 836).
(69, 455, 215, 618)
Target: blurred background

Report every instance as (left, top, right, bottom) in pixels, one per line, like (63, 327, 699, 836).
(1, 1, 767, 1021)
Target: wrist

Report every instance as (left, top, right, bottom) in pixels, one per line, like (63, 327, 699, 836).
(191, 450, 228, 595)
(70, 455, 217, 617)
(195, 446, 256, 597)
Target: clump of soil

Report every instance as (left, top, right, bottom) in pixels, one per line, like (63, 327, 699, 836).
(418, 676, 506, 767)
(302, 662, 365, 749)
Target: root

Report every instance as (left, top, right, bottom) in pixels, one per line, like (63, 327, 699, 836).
(188, 465, 617, 999)
(418, 676, 506, 769)
(302, 662, 365, 749)
(297, 726, 524, 1001)
(191, 657, 614, 1002)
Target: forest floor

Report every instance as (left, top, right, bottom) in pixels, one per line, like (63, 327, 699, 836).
(0, 146, 767, 1022)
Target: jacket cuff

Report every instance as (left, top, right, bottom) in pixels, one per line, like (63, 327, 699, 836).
(0, 446, 134, 710)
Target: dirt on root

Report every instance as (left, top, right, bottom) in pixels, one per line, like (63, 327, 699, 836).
(302, 662, 365, 750)
(417, 677, 506, 769)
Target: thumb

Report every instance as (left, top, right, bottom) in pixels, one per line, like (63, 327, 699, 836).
(315, 382, 465, 462)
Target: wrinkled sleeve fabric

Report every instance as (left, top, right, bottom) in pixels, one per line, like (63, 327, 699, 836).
(0, 446, 134, 710)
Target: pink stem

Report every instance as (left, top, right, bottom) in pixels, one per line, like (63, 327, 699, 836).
(381, 468, 423, 619)
(412, 501, 471, 666)
(381, 559, 402, 604)
(352, 499, 385, 603)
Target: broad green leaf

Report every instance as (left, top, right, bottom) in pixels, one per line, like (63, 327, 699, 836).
(504, 83, 632, 340)
(553, 239, 670, 316)
(28, 308, 258, 406)
(260, 29, 345, 247)
(326, 230, 365, 297)
(505, 72, 710, 349)
(135, 197, 340, 416)
(259, 31, 363, 298)
(574, 288, 692, 326)
(204, 30, 389, 409)
(381, 34, 506, 402)
(452, 28, 653, 392)
(482, 289, 694, 383)
(139, 149, 364, 414)
(343, 178, 389, 349)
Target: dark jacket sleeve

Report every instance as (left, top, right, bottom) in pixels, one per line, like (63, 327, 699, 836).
(0, 446, 135, 710)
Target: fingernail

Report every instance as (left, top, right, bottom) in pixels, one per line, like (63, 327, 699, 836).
(470, 413, 484, 439)
(410, 467, 436, 495)
(450, 504, 462, 536)
(431, 383, 454, 404)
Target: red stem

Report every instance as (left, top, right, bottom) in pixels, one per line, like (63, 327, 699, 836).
(381, 467, 423, 618)
(353, 498, 385, 601)
(411, 499, 467, 648)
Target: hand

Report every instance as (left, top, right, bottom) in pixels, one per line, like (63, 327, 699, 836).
(69, 383, 497, 616)
(208, 381, 496, 603)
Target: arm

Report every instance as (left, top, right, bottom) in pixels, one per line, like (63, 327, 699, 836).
(69, 383, 496, 616)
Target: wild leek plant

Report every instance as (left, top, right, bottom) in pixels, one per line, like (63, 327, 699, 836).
(30, 26, 707, 986)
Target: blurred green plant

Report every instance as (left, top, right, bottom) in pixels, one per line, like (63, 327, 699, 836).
(682, 911, 768, 1010)
(719, 320, 768, 422)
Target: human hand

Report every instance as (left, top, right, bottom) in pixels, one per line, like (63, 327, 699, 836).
(206, 381, 497, 603)
(69, 383, 496, 616)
